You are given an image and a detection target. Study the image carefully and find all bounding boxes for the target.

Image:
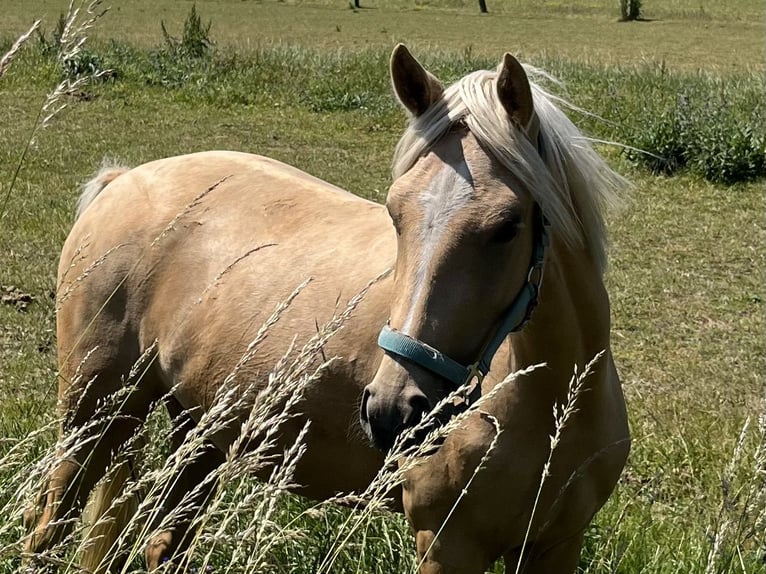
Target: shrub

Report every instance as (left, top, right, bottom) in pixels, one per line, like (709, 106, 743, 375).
(161, 3, 213, 59)
(627, 94, 693, 175)
(624, 83, 766, 183)
(692, 114, 766, 184)
(138, 4, 215, 87)
(33, 11, 113, 82)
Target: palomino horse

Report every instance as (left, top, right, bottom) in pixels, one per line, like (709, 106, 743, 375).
(26, 45, 630, 573)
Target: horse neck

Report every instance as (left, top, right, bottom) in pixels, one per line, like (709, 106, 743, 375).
(507, 236, 612, 384)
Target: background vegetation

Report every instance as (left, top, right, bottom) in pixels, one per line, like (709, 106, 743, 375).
(1, 1, 763, 572)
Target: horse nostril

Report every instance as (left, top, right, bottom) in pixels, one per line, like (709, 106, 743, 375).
(359, 387, 372, 424)
(360, 385, 431, 452)
(403, 392, 430, 428)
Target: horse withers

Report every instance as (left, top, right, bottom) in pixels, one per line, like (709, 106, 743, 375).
(26, 45, 630, 573)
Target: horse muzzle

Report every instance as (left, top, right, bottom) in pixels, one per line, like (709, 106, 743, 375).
(359, 378, 430, 452)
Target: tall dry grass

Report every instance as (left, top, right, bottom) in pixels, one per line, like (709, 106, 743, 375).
(1, 0, 109, 220)
(3, 245, 545, 573)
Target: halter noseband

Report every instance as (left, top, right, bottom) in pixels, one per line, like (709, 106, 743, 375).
(377, 127, 549, 405)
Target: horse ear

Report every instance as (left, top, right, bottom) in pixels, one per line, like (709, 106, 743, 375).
(390, 44, 443, 117)
(497, 53, 535, 131)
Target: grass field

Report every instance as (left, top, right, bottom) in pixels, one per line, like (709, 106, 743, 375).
(1, 0, 764, 71)
(1, 1, 764, 573)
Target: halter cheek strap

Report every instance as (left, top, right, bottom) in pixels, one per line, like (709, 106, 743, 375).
(377, 205, 550, 402)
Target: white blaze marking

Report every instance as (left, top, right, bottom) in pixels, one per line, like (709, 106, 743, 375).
(401, 157, 474, 332)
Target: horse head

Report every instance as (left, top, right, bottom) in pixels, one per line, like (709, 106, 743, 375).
(360, 45, 549, 451)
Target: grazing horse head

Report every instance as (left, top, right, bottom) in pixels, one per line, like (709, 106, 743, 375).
(360, 45, 622, 451)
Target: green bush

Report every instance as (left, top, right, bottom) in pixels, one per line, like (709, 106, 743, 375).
(34, 12, 110, 81)
(691, 109, 765, 184)
(624, 85, 765, 183)
(627, 94, 693, 175)
(35, 12, 66, 56)
(127, 4, 216, 88)
(161, 3, 213, 59)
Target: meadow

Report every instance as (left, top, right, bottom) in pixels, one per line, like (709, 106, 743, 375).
(0, 1, 764, 572)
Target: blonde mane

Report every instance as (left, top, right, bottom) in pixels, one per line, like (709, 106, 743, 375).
(392, 64, 628, 273)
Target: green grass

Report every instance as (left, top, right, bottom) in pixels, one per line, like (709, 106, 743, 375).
(1, 1, 764, 573)
(5, 35, 761, 182)
(1, 0, 764, 72)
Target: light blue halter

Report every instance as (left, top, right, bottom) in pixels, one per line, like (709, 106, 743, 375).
(377, 207, 549, 403)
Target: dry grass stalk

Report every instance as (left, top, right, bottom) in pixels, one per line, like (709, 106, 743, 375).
(704, 406, 766, 574)
(2, 1, 110, 219)
(41, 0, 111, 127)
(413, 413, 503, 573)
(56, 243, 128, 309)
(0, 20, 41, 80)
(513, 350, 605, 574)
(194, 243, 277, 305)
(150, 176, 230, 248)
(57, 234, 92, 288)
(704, 417, 749, 574)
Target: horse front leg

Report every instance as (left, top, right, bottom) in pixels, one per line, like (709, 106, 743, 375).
(404, 469, 499, 573)
(412, 526, 495, 574)
(403, 419, 505, 574)
(503, 531, 585, 574)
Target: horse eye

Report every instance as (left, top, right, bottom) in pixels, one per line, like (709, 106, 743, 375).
(491, 221, 519, 244)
